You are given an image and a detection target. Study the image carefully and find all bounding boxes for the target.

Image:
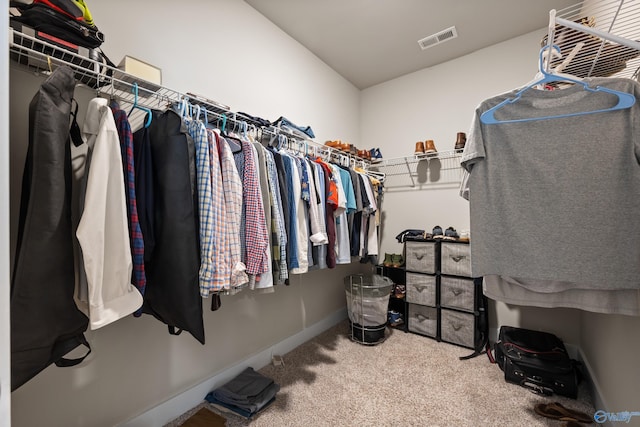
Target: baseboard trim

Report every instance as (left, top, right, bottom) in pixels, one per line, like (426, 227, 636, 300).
(119, 308, 348, 427)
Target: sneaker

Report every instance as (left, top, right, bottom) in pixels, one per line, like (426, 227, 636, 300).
(388, 310, 404, 326)
(394, 284, 406, 298)
(444, 227, 459, 240)
(459, 229, 470, 242)
(432, 225, 444, 239)
(415, 141, 425, 155)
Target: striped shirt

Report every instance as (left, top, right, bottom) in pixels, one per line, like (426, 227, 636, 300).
(185, 118, 219, 296)
(265, 149, 288, 283)
(217, 132, 248, 288)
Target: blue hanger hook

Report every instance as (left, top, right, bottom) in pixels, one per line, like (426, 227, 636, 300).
(480, 45, 635, 125)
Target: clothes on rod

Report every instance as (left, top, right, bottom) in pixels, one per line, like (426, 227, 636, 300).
(110, 101, 146, 316)
(460, 76, 640, 314)
(141, 108, 205, 344)
(75, 97, 143, 329)
(11, 66, 91, 391)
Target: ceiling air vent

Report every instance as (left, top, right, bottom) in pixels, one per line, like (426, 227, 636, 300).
(418, 26, 458, 50)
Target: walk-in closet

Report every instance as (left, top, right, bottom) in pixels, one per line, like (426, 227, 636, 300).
(2, 1, 640, 426)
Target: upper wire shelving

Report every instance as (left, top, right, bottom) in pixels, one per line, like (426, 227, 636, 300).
(8, 27, 375, 172)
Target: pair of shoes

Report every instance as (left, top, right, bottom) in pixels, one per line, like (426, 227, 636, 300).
(454, 132, 466, 151)
(393, 283, 406, 298)
(414, 140, 438, 155)
(383, 253, 404, 268)
(357, 149, 371, 160)
(370, 148, 383, 162)
(432, 225, 444, 239)
(388, 310, 404, 326)
(534, 402, 592, 424)
(443, 227, 459, 240)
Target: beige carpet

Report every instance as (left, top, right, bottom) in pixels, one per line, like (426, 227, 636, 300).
(167, 321, 595, 427)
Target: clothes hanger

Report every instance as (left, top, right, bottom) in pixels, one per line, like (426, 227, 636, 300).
(480, 45, 636, 125)
(128, 83, 153, 128)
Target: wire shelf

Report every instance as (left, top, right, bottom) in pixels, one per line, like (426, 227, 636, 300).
(8, 26, 377, 172)
(545, 0, 640, 80)
(371, 150, 464, 190)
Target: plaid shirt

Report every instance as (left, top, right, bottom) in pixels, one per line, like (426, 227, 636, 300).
(185, 119, 219, 295)
(216, 131, 247, 288)
(265, 149, 288, 283)
(241, 139, 270, 276)
(110, 102, 146, 309)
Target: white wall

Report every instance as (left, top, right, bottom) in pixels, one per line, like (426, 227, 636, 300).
(8, 1, 365, 426)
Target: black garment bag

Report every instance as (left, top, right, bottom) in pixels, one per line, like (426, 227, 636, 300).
(11, 66, 90, 391)
(142, 109, 205, 344)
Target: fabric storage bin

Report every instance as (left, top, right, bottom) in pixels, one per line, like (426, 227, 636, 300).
(440, 242, 471, 277)
(405, 241, 437, 274)
(440, 276, 475, 312)
(406, 272, 437, 307)
(407, 304, 438, 337)
(440, 309, 475, 348)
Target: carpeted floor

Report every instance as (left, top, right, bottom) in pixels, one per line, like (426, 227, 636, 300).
(166, 320, 595, 427)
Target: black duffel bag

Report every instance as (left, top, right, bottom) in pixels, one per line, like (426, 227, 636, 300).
(490, 326, 580, 398)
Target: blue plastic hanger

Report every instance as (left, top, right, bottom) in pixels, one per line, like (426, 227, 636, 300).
(480, 46, 636, 125)
(127, 83, 153, 128)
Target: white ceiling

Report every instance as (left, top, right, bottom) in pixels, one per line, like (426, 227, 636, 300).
(244, 0, 579, 89)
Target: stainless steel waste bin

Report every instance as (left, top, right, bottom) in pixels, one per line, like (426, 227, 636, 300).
(344, 274, 393, 345)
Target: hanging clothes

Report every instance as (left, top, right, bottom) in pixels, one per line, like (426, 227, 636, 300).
(142, 109, 204, 344)
(132, 122, 155, 262)
(334, 165, 356, 264)
(310, 161, 328, 270)
(461, 77, 640, 313)
(264, 148, 288, 284)
(251, 142, 275, 289)
(314, 158, 338, 268)
(110, 101, 146, 315)
(238, 139, 270, 286)
(11, 66, 90, 391)
(75, 97, 144, 329)
(216, 130, 248, 289)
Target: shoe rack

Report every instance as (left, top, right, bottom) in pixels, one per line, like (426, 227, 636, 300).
(370, 149, 464, 191)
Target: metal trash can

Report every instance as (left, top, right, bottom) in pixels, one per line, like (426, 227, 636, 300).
(344, 274, 393, 345)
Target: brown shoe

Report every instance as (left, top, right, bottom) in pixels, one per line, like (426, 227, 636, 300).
(454, 132, 466, 151)
(425, 139, 437, 153)
(415, 141, 426, 154)
(325, 140, 340, 148)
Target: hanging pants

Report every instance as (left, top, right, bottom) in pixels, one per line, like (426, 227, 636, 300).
(11, 66, 90, 391)
(142, 109, 205, 344)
